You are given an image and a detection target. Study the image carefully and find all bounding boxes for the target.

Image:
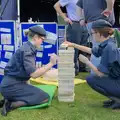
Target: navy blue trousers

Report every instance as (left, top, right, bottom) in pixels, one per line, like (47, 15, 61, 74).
(0, 76, 49, 105)
(66, 22, 88, 71)
(86, 75, 120, 98)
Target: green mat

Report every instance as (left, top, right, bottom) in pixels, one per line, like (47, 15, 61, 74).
(19, 85, 57, 110)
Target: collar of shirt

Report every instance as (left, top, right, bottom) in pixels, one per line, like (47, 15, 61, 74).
(27, 41, 37, 54)
(99, 38, 112, 48)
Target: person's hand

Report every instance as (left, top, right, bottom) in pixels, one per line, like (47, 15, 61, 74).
(79, 19, 86, 26)
(42, 69, 58, 81)
(98, 72, 105, 77)
(49, 53, 58, 65)
(79, 54, 89, 64)
(63, 41, 74, 47)
(64, 17, 73, 25)
(101, 8, 112, 17)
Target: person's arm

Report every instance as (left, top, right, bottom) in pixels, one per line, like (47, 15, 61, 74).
(106, 0, 115, 10)
(76, 0, 86, 26)
(79, 54, 105, 77)
(23, 51, 58, 79)
(54, 1, 72, 24)
(30, 54, 58, 78)
(87, 61, 105, 77)
(73, 43, 91, 54)
(101, 0, 115, 17)
(63, 41, 92, 54)
(76, 6, 84, 20)
(30, 63, 54, 78)
(76, 6, 86, 26)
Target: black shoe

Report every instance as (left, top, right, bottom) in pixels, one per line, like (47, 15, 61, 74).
(0, 99, 5, 108)
(75, 69, 79, 76)
(110, 102, 120, 109)
(103, 100, 115, 108)
(75, 72, 79, 76)
(103, 100, 115, 105)
(1, 99, 12, 116)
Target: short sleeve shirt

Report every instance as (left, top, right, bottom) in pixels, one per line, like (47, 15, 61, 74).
(59, 0, 70, 7)
(92, 38, 118, 74)
(59, 0, 80, 21)
(77, 0, 115, 25)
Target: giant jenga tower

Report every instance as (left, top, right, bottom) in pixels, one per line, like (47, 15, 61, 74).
(58, 46, 75, 102)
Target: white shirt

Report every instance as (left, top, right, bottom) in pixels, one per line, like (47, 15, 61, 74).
(59, 0, 80, 21)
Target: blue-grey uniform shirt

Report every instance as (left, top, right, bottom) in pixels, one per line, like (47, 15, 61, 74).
(77, 0, 115, 25)
(92, 38, 120, 74)
(1, 41, 37, 86)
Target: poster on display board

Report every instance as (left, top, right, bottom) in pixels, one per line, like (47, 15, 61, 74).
(20, 22, 58, 68)
(0, 21, 16, 82)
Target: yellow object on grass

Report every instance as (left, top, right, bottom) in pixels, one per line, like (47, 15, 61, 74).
(30, 77, 86, 86)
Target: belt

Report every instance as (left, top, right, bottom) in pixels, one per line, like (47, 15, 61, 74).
(72, 21, 79, 23)
(86, 20, 96, 23)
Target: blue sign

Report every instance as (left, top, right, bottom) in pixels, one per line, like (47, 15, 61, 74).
(0, 21, 15, 83)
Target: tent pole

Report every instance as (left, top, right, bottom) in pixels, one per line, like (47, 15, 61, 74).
(16, 0, 21, 51)
(17, 0, 20, 22)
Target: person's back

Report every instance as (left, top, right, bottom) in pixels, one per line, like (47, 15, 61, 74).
(77, 0, 115, 25)
(4, 42, 36, 80)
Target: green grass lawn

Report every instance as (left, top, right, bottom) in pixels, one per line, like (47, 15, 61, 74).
(1, 72, 120, 120)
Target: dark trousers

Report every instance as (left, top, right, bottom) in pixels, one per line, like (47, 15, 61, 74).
(0, 75, 50, 105)
(86, 75, 120, 98)
(66, 22, 89, 72)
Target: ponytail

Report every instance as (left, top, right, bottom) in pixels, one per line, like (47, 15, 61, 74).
(24, 30, 36, 38)
(109, 28, 114, 36)
(24, 30, 29, 36)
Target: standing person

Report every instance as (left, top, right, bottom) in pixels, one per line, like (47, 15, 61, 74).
(0, 25, 58, 116)
(54, 0, 89, 75)
(64, 19, 120, 109)
(77, 0, 115, 74)
(0, 0, 17, 20)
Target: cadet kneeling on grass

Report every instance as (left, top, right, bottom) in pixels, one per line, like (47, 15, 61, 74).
(0, 25, 58, 116)
(64, 19, 120, 110)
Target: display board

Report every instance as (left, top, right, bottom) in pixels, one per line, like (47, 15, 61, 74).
(0, 21, 16, 82)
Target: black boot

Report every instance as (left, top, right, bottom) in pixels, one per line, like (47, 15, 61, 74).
(105, 97, 120, 109)
(110, 102, 120, 109)
(103, 100, 115, 108)
(0, 99, 5, 108)
(1, 99, 12, 116)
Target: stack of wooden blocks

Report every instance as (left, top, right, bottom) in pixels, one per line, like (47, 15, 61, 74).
(58, 46, 75, 102)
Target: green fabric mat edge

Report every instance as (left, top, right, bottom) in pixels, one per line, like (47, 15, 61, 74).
(19, 85, 57, 110)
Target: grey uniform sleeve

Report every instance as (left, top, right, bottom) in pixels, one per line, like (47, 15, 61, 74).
(59, 0, 69, 7)
(76, 0, 83, 9)
(23, 51, 36, 76)
(97, 47, 109, 73)
(108, 45, 118, 63)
